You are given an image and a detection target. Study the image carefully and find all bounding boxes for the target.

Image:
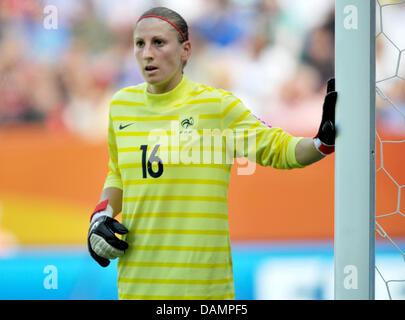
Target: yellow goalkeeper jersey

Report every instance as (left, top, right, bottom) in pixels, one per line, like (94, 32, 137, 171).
(103, 75, 305, 300)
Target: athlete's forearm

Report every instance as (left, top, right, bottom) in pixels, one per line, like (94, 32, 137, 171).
(295, 137, 326, 166)
(99, 187, 123, 218)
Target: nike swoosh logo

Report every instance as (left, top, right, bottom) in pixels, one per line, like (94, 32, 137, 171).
(119, 123, 134, 130)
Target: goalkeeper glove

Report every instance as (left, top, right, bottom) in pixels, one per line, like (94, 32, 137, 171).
(314, 77, 337, 156)
(88, 200, 129, 267)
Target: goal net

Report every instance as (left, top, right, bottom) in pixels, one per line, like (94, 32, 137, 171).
(374, 0, 405, 300)
(335, 0, 405, 300)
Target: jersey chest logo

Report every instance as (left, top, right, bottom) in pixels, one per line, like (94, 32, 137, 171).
(179, 115, 198, 134)
(181, 117, 194, 129)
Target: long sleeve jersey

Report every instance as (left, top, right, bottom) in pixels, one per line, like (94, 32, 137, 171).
(103, 75, 305, 300)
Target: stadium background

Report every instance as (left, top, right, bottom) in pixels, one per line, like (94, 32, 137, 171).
(0, 0, 404, 299)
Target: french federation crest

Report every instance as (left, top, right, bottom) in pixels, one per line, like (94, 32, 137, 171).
(179, 115, 198, 134)
(181, 117, 194, 129)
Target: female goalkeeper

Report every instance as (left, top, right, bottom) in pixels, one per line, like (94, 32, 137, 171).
(87, 6, 337, 300)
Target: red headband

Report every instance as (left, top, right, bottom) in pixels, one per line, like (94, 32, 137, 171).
(137, 15, 187, 42)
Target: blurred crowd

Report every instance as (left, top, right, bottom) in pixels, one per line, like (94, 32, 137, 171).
(0, 0, 404, 141)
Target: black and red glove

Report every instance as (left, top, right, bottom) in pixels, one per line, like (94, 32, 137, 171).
(314, 78, 337, 156)
(87, 200, 129, 267)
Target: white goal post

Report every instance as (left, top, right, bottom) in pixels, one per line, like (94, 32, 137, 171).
(334, 0, 376, 299)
